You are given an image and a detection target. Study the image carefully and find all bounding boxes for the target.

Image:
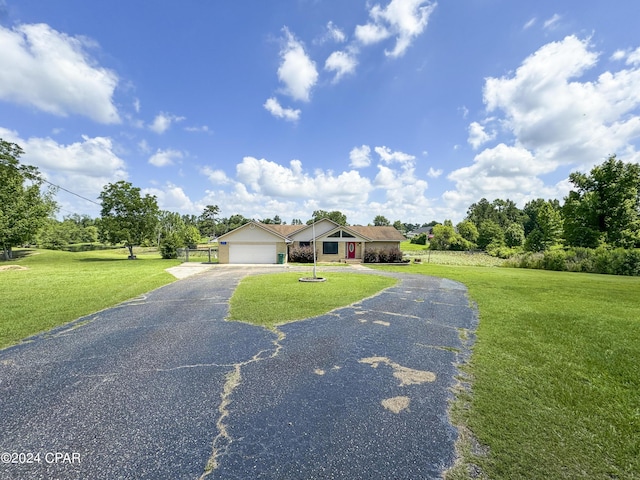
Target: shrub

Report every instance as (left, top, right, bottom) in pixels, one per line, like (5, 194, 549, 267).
(364, 247, 404, 263)
(387, 247, 404, 263)
(503, 252, 543, 269)
(410, 233, 427, 245)
(542, 250, 567, 271)
(488, 245, 520, 259)
(289, 246, 314, 263)
(505, 246, 640, 276)
(159, 233, 179, 259)
(363, 248, 379, 263)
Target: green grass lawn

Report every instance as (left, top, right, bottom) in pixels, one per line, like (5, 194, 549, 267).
(400, 240, 430, 252)
(227, 272, 397, 329)
(4, 246, 639, 479)
(0, 248, 180, 348)
(372, 263, 640, 480)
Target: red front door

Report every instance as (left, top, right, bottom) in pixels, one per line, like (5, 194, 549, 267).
(347, 242, 356, 259)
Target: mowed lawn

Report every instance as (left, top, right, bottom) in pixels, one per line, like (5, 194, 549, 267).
(0, 248, 180, 348)
(373, 263, 640, 480)
(3, 248, 640, 478)
(228, 272, 397, 328)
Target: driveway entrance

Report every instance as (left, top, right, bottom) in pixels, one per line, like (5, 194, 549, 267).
(0, 266, 477, 479)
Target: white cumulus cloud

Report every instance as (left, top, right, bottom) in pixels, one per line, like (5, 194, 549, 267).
(325, 50, 358, 83)
(0, 127, 128, 215)
(349, 145, 372, 168)
(316, 21, 347, 44)
(235, 156, 373, 203)
(144, 183, 196, 213)
(375, 146, 416, 165)
(468, 121, 496, 150)
(446, 35, 640, 215)
(149, 112, 185, 134)
(355, 0, 437, 57)
(0, 23, 120, 123)
(201, 166, 232, 185)
(148, 148, 184, 167)
(278, 28, 318, 102)
(263, 97, 301, 122)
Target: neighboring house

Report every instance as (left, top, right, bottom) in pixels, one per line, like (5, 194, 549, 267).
(217, 219, 406, 264)
(406, 226, 434, 239)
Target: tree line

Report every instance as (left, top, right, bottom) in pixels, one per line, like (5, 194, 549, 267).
(2, 136, 638, 265)
(424, 155, 640, 256)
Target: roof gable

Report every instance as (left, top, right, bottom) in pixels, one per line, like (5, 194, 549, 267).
(317, 225, 369, 242)
(218, 220, 290, 241)
(288, 218, 341, 241)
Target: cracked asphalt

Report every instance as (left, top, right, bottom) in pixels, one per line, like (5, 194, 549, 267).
(0, 265, 477, 479)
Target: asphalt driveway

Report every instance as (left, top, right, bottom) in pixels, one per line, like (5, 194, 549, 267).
(0, 266, 477, 479)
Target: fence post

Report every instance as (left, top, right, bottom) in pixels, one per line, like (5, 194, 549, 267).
(208, 247, 212, 263)
(186, 248, 189, 262)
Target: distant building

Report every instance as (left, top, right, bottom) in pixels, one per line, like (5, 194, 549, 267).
(406, 226, 434, 239)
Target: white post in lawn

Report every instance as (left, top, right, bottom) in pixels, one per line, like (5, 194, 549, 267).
(312, 220, 317, 278)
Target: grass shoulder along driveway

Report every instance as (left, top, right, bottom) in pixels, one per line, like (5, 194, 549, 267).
(372, 263, 640, 480)
(0, 248, 180, 349)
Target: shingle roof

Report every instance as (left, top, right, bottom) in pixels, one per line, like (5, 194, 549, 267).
(224, 221, 405, 243)
(260, 223, 305, 236)
(348, 225, 406, 241)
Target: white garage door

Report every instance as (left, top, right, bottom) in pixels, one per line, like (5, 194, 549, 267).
(229, 244, 277, 264)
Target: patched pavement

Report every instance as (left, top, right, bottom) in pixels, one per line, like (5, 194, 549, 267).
(0, 266, 477, 479)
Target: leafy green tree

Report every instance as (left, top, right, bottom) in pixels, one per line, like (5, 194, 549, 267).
(430, 223, 456, 250)
(477, 219, 505, 250)
(307, 210, 347, 225)
(564, 156, 640, 248)
(156, 211, 203, 258)
(504, 223, 525, 248)
(430, 221, 473, 251)
(36, 219, 71, 249)
(0, 139, 57, 259)
(563, 190, 602, 248)
(523, 198, 560, 236)
(64, 214, 99, 243)
(216, 214, 250, 235)
(492, 198, 527, 228)
(456, 220, 479, 244)
(466, 198, 496, 227)
(291, 218, 303, 225)
(392, 220, 405, 233)
(467, 198, 525, 230)
(524, 201, 563, 252)
(260, 215, 284, 224)
(373, 215, 390, 226)
(198, 205, 220, 238)
(98, 181, 159, 259)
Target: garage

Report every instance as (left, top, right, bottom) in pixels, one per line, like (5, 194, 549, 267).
(229, 244, 277, 264)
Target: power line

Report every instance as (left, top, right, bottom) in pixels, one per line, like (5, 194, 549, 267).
(42, 178, 101, 206)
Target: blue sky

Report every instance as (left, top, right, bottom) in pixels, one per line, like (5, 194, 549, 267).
(1, 0, 640, 225)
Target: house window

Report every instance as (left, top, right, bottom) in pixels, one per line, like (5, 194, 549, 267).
(341, 231, 355, 238)
(328, 231, 340, 237)
(323, 242, 339, 254)
(299, 241, 311, 247)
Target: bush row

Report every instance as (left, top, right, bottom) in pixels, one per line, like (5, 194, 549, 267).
(288, 246, 315, 263)
(363, 247, 405, 263)
(504, 247, 640, 276)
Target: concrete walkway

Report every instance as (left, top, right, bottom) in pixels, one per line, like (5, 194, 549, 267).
(0, 266, 477, 479)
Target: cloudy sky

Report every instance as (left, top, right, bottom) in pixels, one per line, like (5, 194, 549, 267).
(1, 0, 639, 225)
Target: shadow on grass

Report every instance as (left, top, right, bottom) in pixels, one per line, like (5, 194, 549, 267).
(2, 249, 38, 260)
(77, 257, 136, 262)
